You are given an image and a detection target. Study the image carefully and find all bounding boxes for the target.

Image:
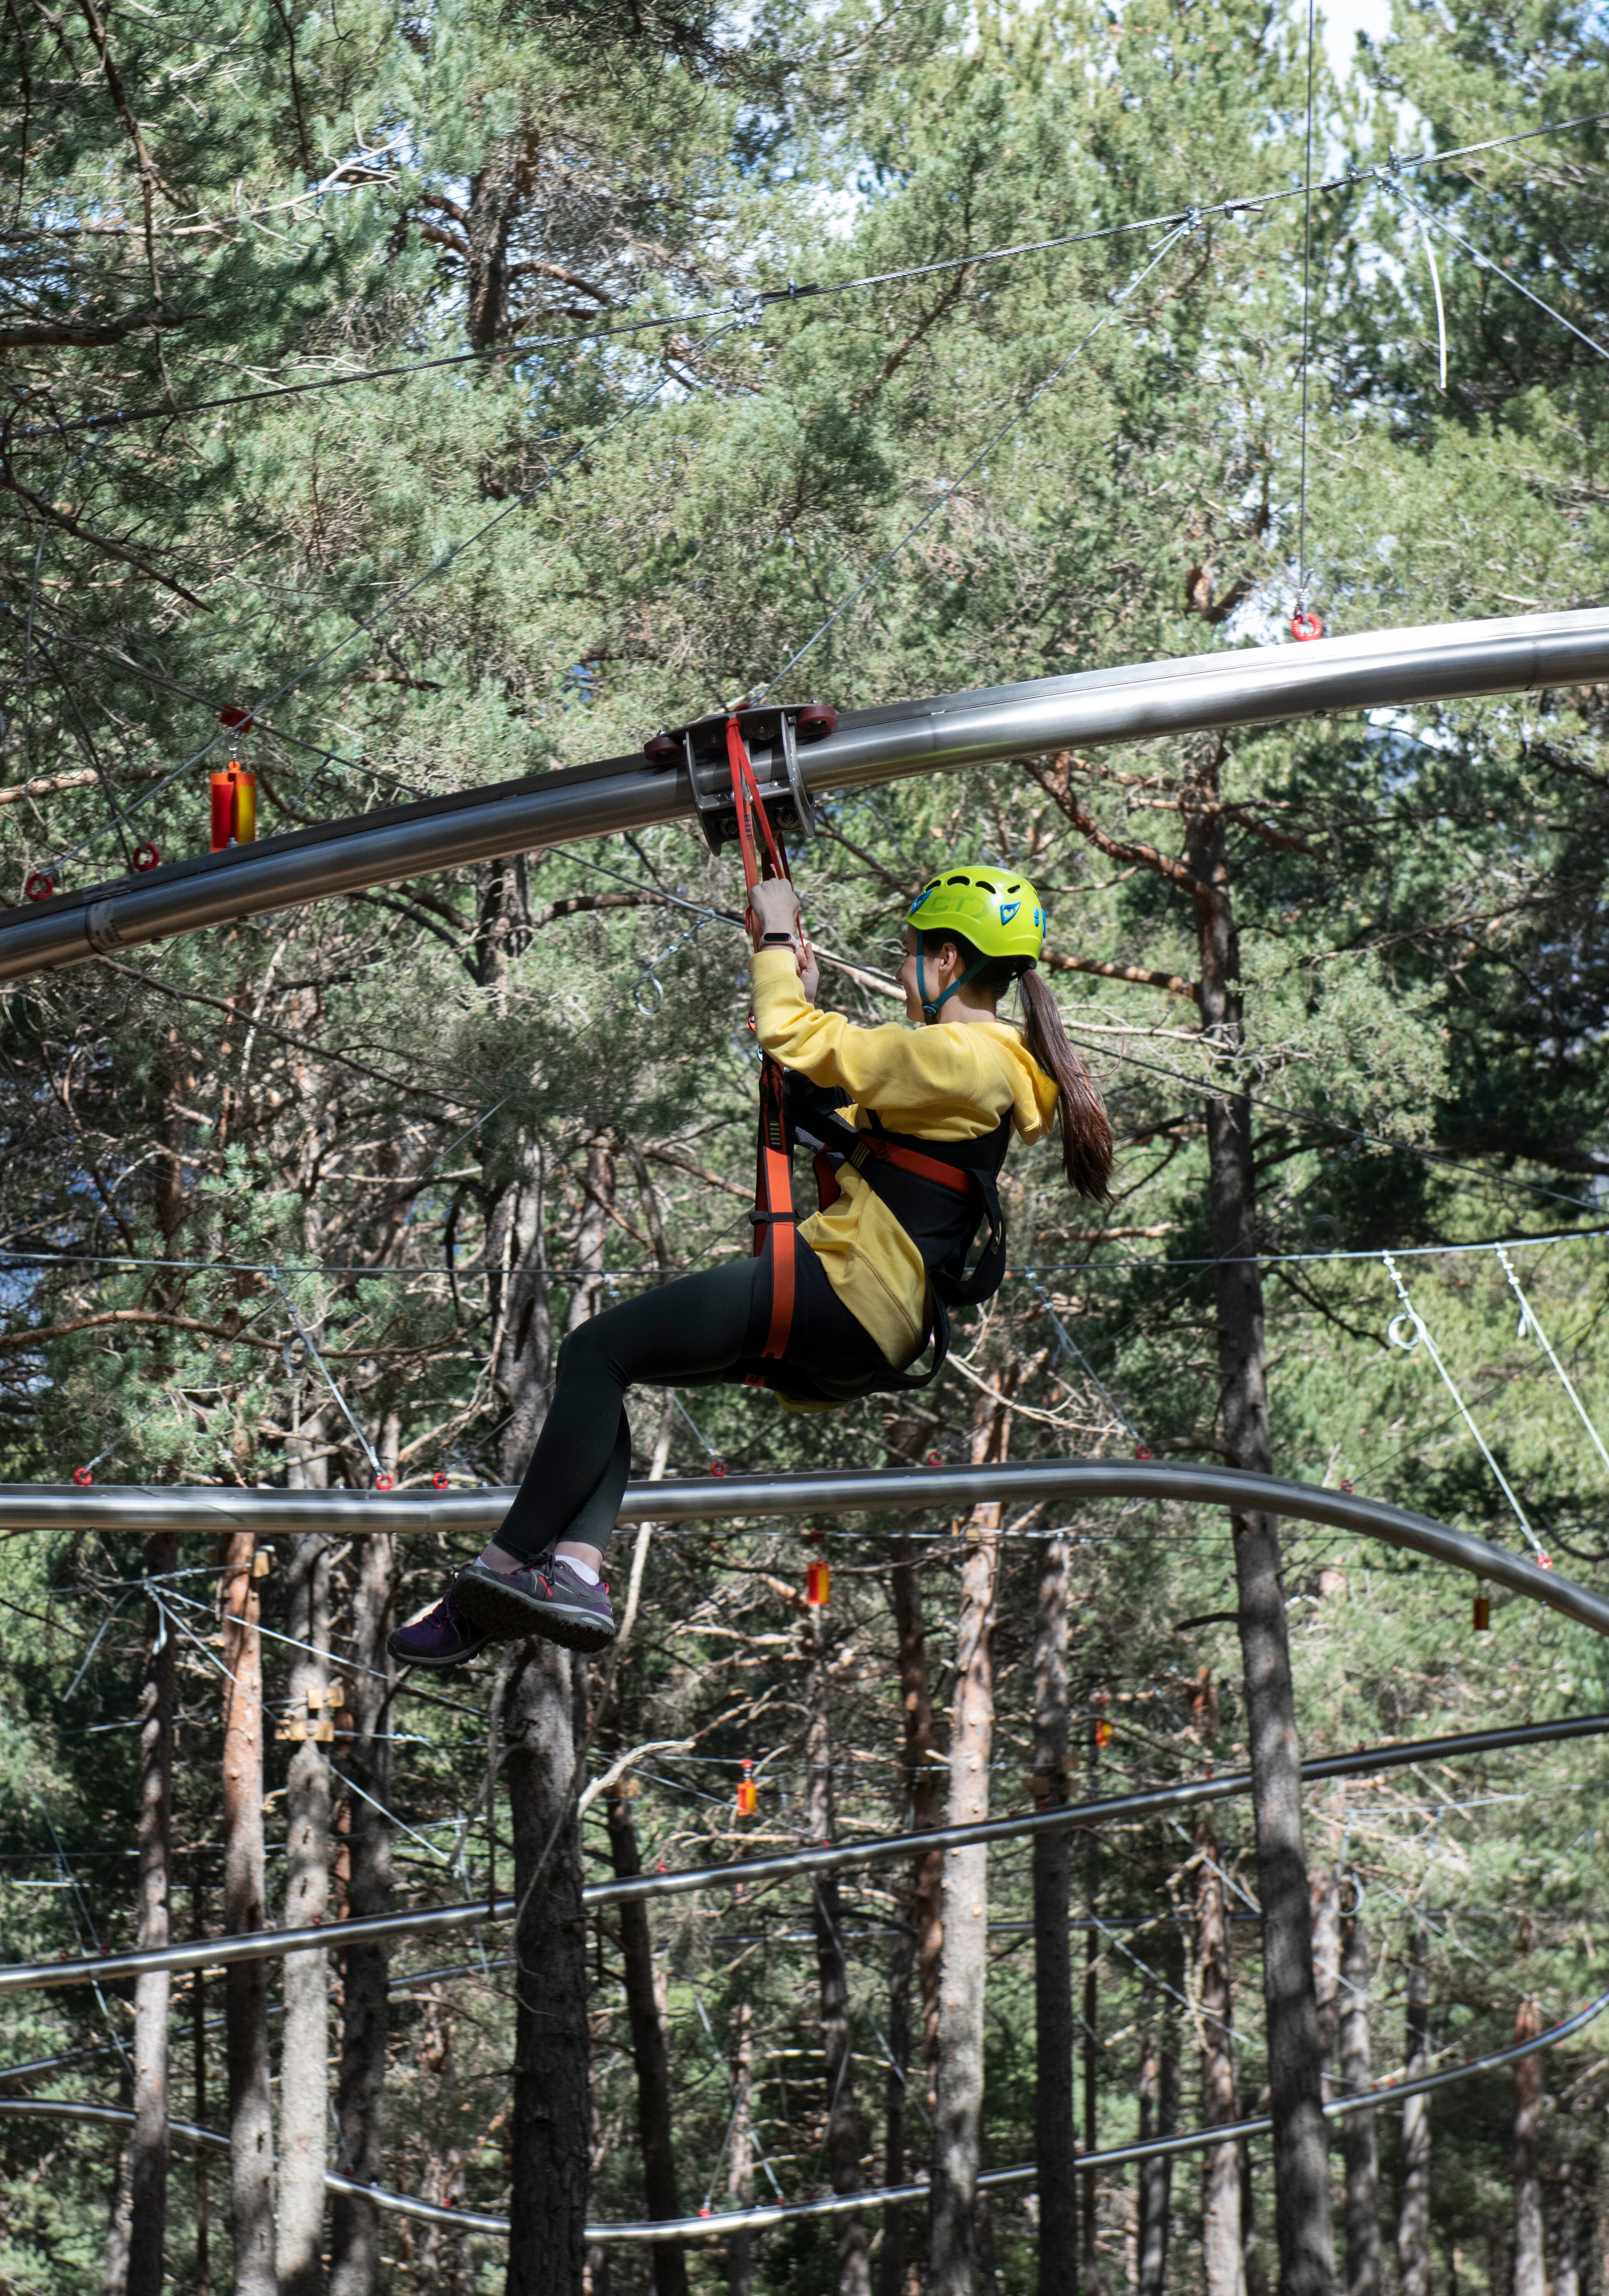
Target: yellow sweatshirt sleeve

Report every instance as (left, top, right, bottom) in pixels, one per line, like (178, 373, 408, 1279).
(749, 946, 1053, 1141)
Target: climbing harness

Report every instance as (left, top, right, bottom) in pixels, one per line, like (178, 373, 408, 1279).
(715, 733, 1019, 1399)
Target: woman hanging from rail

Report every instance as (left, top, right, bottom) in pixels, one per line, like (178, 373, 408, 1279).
(391, 864, 1114, 1667)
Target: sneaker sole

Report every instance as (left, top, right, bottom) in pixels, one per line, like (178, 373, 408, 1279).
(455, 1569, 616, 1656)
(386, 1631, 492, 1670)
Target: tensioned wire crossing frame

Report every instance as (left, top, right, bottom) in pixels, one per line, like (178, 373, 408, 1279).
(4, 1458, 1607, 2238)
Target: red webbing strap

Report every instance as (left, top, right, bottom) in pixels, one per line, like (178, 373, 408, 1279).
(730, 713, 801, 1362)
(725, 715, 791, 899)
(851, 1135, 975, 1194)
(754, 1055, 796, 1359)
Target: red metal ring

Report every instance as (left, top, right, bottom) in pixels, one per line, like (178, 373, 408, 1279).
(1291, 610, 1325, 642)
(925, 1449, 943, 1467)
(132, 841, 160, 872)
(431, 1471, 449, 1490)
(24, 870, 53, 902)
(1134, 1443, 1152, 1460)
(709, 1457, 727, 1478)
(1538, 1552, 1554, 1571)
(73, 1465, 93, 1486)
(374, 1471, 394, 1492)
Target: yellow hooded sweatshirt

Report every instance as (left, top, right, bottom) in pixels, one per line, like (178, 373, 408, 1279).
(751, 945, 1059, 1366)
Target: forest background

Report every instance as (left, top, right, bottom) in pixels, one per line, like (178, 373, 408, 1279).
(2, 0, 1609, 2289)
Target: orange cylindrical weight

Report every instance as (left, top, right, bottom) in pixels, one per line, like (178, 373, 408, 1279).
(232, 768, 257, 844)
(1095, 1718, 1112, 1747)
(211, 770, 236, 851)
(737, 1778, 757, 1816)
(1473, 1590, 1491, 1633)
(806, 1558, 830, 1608)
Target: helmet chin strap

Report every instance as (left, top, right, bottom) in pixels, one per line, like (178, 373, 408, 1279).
(918, 930, 995, 1024)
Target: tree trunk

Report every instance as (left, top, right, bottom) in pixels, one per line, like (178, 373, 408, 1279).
(1197, 1816, 1242, 2296)
(807, 1601, 871, 2296)
(1338, 1899, 1379, 2296)
(329, 1532, 397, 2296)
(119, 1533, 176, 2296)
(1513, 1995, 1545, 2296)
(879, 1912, 913, 2296)
(505, 1637, 589, 2296)
(1032, 1532, 1077, 2296)
(1396, 1929, 1430, 2296)
(887, 1526, 945, 2082)
(1082, 1713, 1099, 2278)
(280, 1531, 332, 2296)
(1557, 2164, 1583, 2296)
(1310, 1861, 1341, 2100)
(728, 1996, 755, 2296)
(1137, 1941, 1180, 2296)
(928, 1378, 1011, 2296)
(221, 1528, 277, 2296)
(1184, 752, 1333, 2296)
(605, 1782, 688, 2296)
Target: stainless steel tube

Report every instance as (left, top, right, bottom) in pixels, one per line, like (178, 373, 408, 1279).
(2, 1709, 1601, 1994)
(5, 1987, 1604, 2243)
(4, 605, 1606, 982)
(2, 1456, 1601, 1634)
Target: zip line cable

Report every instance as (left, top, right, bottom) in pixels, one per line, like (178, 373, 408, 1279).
(3, 1219, 1607, 1289)
(1057, 1022, 1599, 1216)
(18, 111, 1606, 446)
(1382, 1251, 1551, 1565)
(1386, 172, 1609, 374)
(1495, 1244, 1609, 1480)
(753, 217, 1200, 702)
(39, 324, 742, 884)
(1294, 0, 1319, 621)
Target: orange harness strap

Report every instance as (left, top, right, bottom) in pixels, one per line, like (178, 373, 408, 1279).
(728, 715, 799, 1365)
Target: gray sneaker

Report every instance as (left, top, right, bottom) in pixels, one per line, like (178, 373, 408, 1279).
(455, 1555, 616, 1655)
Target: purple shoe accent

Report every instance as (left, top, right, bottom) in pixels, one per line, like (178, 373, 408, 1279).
(387, 1580, 493, 1669)
(455, 1555, 616, 1655)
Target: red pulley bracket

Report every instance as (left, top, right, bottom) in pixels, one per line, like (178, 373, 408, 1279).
(218, 706, 254, 731)
(132, 841, 160, 873)
(24, 870, 53, 902)
(1291, 610, 1324, 642)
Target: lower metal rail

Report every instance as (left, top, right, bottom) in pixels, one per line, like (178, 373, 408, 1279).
(5, 1985, 1604, 2243)
(2, 1711, 1603, 1994)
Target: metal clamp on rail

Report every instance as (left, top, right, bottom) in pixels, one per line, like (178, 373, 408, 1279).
(642, 700, 837, 855)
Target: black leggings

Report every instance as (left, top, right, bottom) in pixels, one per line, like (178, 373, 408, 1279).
(493, 1246, 890, 1563)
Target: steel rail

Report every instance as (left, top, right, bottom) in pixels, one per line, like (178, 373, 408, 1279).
(6, 1987, 1606, 2242)
(3, 607, 1606, 982)
(3, 1456, 1603, 1633)
(2, 1710, 1603, 1995)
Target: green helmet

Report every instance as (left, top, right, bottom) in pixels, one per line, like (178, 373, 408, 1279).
(908, 865, 1046, 1021)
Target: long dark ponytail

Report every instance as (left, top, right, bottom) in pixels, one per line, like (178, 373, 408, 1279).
(1017, 966, 1114, 1202)
(942, 935, 1114, 1201)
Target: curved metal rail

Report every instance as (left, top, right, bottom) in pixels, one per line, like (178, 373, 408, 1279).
(5, 1985, 1605, 2243)
(0, 1456, 1601, 1631)
(3, 607, 1606, 981)
(2, 1710, 1603, 1994)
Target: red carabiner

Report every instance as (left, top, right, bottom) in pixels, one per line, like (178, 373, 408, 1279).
(1291, 610, 1325, 642)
